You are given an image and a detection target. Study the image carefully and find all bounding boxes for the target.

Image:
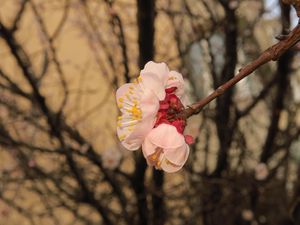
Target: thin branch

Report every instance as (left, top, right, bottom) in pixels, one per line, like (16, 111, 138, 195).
(181, 20, 300, 119)
(10, 0, 29, 33)
(29, 0, 69, 114)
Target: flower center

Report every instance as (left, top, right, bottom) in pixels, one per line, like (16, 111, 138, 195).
(127, 104, 142, 120)
(154, 87, 186, 134)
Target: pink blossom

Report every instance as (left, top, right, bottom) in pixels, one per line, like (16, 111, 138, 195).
(116, 81, 159, 150)
(116, 61, 193, 172)
(142, 124, 189, 173)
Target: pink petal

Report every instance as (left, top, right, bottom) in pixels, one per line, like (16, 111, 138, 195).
(145, 124, 185, 149)
(160, 158, 183, 173)
(117, 126, 140, 150)
(141, 61, 169, 84)
(142, 134, 158, 157)
(140, 88, 160, 119)
(164, 144, 190, 166)
(116, 83, 159, 151)
(145, 148, 163, 167)
(166, 71, 185, 98)
(116, 83, 134, 105)
(118, 116, 156, 151)
(115, 83, 140, 114)
(140, 72, 166, 100)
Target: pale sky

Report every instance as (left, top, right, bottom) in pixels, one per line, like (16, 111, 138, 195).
(264, 0, 298, 27)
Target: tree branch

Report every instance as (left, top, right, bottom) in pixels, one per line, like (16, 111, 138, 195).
(181, 19, 300, 119)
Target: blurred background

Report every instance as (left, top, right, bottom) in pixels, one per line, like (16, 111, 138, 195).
(0, 0, 300, 224)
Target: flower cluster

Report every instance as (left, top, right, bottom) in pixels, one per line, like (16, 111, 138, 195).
(116, 61, 193, 173)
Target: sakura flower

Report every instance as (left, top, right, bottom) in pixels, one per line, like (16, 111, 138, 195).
(116, 61, 193, 172)
(116, 61, 186, 149)
(142, 124, 190, 173)
(101, 148, 122, 170)
(254, 163, 269, 181)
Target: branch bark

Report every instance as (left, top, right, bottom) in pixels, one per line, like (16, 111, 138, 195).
(181, 19, 300, 119)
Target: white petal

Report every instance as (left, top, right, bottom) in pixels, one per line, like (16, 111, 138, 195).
(164, 144, 190, 166)
(140, 88, 160, 119)
(116, 82, 160, 151)
(141, 61, 169, 84)
(116, 83, 135, 105)
(145, 124, 186, 149)
(142, 134, 158, 157)
(140, 72, 166, 100)
(116, 83, 142, 114)
(160, 158, 183, 173)
(166, 71, 185, 98)
(118, 116, 156, 151)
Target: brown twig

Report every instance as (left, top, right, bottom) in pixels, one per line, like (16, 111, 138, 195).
(182, 19, 300, 119)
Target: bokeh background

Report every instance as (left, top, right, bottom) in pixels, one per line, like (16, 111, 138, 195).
(0, 0, 300, 224)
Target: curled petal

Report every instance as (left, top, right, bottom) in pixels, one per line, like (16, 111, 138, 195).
(166, 71, 185, 98)
(164, 144, 189, 166)
(142, 132, 159, 157)
(146, 148, 163, 167)
(160, 158, 184, 173)
(144, 124, 185, 150)
(142, 124, 189, 172)
(141, 61, 169, 84)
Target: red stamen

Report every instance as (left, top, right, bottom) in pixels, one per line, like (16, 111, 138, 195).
(154, 87, 194, 144)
